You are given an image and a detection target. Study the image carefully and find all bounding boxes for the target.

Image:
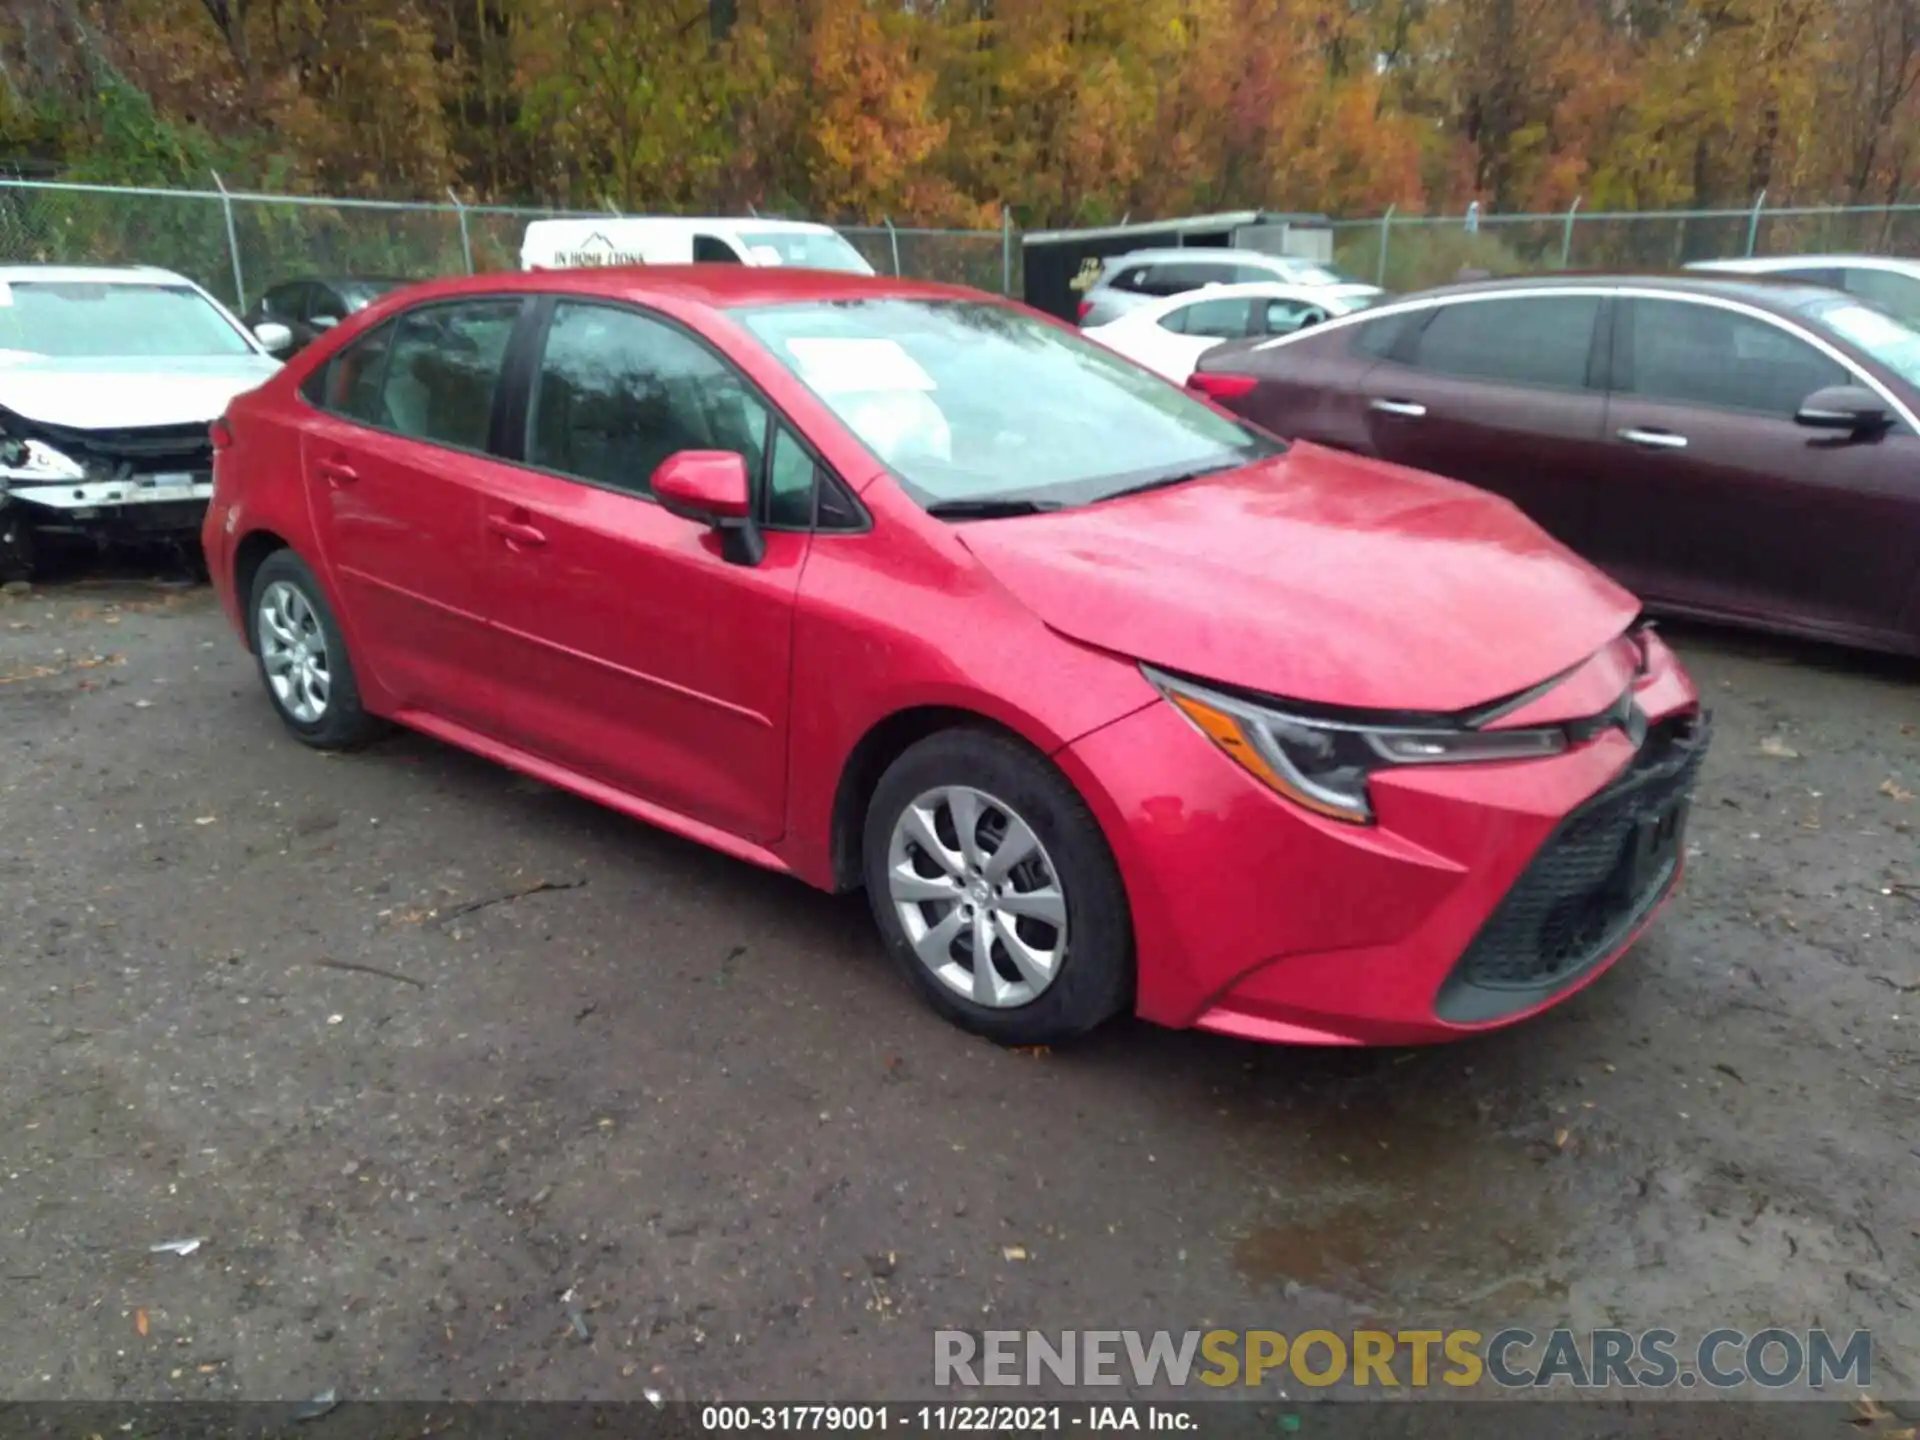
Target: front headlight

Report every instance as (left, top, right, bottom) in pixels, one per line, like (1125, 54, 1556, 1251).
(0, 437, 85, 481)
(1144, 665, 1569, 824)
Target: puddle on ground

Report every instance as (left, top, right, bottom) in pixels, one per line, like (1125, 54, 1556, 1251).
(1222, 1069, 1606, 1318)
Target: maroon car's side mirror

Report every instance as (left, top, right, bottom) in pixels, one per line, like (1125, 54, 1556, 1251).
(651, 450, 764, 565)
(1794, 384, 1892, 438)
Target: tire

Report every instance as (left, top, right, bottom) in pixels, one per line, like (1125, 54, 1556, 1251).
(0, 507, 33, 584)
(246, 548, 385, 750)
(862, 727, 1134, 1046)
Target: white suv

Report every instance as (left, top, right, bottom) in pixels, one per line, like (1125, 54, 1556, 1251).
(1076, 247, 1383, 326)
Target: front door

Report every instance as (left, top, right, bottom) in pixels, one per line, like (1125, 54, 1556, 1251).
(1595, 296, 1920, 637)
(476, 299, 808, 844)
(299, 297, 522, 723)
(1356, 291, 1610, 550)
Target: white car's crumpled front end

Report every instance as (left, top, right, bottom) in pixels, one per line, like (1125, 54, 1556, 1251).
(0, 355, 280, 559)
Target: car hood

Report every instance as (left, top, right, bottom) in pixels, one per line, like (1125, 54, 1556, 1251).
(955, 444, 1641, 714)
(0, 355, 280, 430)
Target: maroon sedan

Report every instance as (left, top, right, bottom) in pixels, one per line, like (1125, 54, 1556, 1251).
(1189, 274, 1920, 658)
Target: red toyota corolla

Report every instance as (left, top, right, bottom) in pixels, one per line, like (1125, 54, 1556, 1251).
(203, 267, 1708, 1048)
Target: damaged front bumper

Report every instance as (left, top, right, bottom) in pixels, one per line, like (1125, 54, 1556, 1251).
(1, 413, 215, 572)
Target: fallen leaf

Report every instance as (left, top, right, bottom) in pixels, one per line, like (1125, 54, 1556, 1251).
(1759, 735, 1800, 759)
(135, 1308, 149, 1336)
(1553, 1128, 1570, 1149)
(1880, 779, 1914, 802)
(1883, 1429, 1916, 1440)
(1851, 1397, 1895, 1425)
(1002, 1245, 1028, 1262)
(193, 816, 217, 826)
(1011, 1045, 1051, 1057)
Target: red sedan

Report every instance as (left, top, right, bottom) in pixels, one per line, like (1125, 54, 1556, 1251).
(203, 267, 1707, 1048)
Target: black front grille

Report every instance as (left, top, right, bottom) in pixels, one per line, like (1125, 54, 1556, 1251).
(68, 424, 213, 477)
(1435, 712, 1710, 1024)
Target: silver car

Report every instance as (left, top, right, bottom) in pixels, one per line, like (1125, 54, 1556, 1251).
(1076, 247, 1384, 327)
(1686, 254, 1920, 327)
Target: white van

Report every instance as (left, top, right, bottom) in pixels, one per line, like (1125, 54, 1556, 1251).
(521, 217, 876, 275)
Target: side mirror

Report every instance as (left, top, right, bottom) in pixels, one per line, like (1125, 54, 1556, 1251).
(252, 321, 294, 355)
(651, 450, 763, 565)
(311, 315, 340, 331)
(1794, 383, 1891, 436)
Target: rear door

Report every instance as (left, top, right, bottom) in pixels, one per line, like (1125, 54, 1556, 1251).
(473, 298, 812, 843)
(298, 297, 524, 723)
(1147, 295, 1262, 380)
(1595, 294, 1920, 637)
(1352, 291, 1611, 549)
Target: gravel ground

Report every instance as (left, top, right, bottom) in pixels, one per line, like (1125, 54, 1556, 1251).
(0, 578, 1914, 1423)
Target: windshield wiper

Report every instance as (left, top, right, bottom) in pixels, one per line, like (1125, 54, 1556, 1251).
(925, 496, 1065, 519)
(1099, 460, 1243, 503)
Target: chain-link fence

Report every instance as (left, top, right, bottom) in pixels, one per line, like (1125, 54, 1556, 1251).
(4, 176, 1918, 307)
(1333, 200, 1920, 292)
(0, 178, 1015, 310)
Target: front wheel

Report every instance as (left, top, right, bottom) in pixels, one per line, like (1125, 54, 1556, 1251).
(247, 548, 385, 750)
(862, 729, 1134, 1046)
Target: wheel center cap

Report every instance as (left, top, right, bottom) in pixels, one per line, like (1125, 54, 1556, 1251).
(967, 877, 992, 907)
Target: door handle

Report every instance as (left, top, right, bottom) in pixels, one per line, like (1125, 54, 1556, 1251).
(486, 513, 547, 548)
(1618, 427, 1688, 450)
(1370, 398, 1427, 418)
(315, 457, 358, 485)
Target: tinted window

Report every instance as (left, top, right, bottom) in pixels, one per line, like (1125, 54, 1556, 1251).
(317, 320, 398, 422)
(1408, 296, 1601, 388)
(1109, 266, 1154, 294)
(1352, 310, 1419, 358)
(262, 283, 307, 319)
(1843, 268, 1920, 326)
(528, 301, 769, 498)
(379, 300, 520, 450)
(1775, 266, 1844, 288)
(1144, 262, 1230, 295)
(692, 234, 744, 264)
(309, 286, 349, 323)
(1624, 299, 1845, 417)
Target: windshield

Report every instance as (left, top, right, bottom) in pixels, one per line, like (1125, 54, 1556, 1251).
(0, 280, 255, 360)
(1806, 298, 1920, 389)
(735, 298, 1280, 512)
(734, 230, 875, 275)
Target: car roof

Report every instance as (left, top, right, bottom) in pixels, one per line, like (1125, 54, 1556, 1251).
(522, 216, 841, 238)
(0, 263, 196, 286)
(277, 275, 411, 290)
(1100, 248, 1309, 268)
(1397, 271, 1845, 313)
(1127, 280, 1372, 308)
(1689, 253, 1919, 272)
(362, 264, 987, 311)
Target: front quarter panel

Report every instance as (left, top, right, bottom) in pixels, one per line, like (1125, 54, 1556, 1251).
(777, 482, 1160, 889)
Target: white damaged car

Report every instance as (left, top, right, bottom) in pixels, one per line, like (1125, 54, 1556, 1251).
(0, 265, 290, 579)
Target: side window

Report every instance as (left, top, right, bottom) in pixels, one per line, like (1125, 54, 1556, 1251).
(1145, 262, 1228, 296)
(764, 425, 817, 528)
(1352, 310, 1420, 358)
(1264, 299, 1329, 336)
(1623, 299, 1846, 418)
(308, 286, 349, 324)
(1775, 266, 1844, 288)
(379, 299, 521, 450)
(527, 301, 769, 498)
(263, 283, 306, 318)
(1843, 268, 1920, 327)
(1231, 263, 1277, 284)
(314, 319, 399, 422)
(1408, 296, 1602, 389)
(693, 234, 744, 264)
(1110, 266, 1154, 294)
(1171, 297, 1257, 338)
